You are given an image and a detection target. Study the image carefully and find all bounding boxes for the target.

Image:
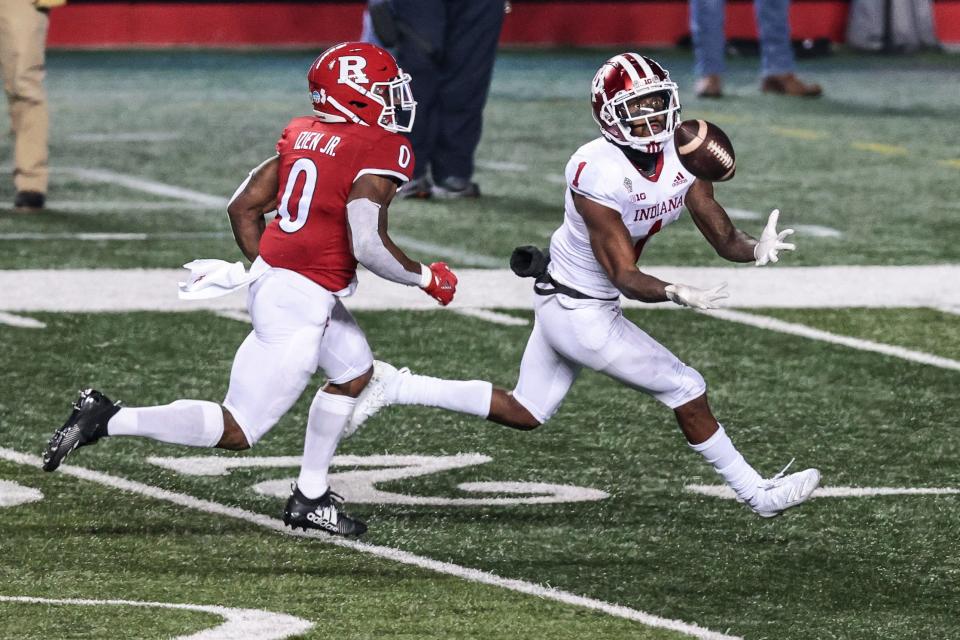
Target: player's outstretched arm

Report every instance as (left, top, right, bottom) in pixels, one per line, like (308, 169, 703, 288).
(577, 193, 727, 309)
(685, 179, 760, 263)
(227, 155, 280, 262)
(347, 174, 458, 305)
(576, 193, 670, 302)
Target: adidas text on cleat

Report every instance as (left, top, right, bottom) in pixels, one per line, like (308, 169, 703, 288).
(748, 461, 820, 518)
(344, 360, 406, 438)
(282, 485, 367, 537)
(42, 389, 121, 472)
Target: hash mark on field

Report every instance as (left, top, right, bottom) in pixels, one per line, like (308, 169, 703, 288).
(688, 112, 742, 125)
(0, 447, 740, 640)
(454, 308, 530, 326)
(704, 309, 960, 371)
(793, 224, 843, 238)
(0, 312, 45, 329)
(769, 127, 825, 141)
(214, 309, 251, 323)
(476, 160, 530, 172)
(725, 208, 762, 221)
(724, 210, 842, 237)
(851, 142, 908, 156)
(687, 484, 960, 499)
(0, 480, 43, 507)
(0, 596, 312, 640)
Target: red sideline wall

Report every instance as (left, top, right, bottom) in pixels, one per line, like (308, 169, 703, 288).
(47, 1, 960, 48)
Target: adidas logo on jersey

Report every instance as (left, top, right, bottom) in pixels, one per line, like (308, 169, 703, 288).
(671, 172, 688, 187)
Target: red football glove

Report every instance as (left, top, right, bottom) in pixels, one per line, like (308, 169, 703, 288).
(422, 262, 458, 306)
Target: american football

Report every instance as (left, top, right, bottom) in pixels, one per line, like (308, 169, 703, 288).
(673, 119, 736, 182)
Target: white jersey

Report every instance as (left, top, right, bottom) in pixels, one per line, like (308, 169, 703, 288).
(548, 137, 696, 300)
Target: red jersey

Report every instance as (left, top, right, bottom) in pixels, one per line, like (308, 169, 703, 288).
(258, 116, 415, 292)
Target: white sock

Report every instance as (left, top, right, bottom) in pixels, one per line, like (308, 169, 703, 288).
(387, 372, 492, 418)
(107, 400, 224, 447)
(689, 424, 762, 503)
(296, 390, 356, 500)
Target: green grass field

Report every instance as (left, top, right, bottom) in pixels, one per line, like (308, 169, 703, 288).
(1, 47, 959, 639)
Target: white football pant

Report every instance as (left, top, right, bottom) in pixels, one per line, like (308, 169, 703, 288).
(512, 294, 706, 423)
(223, 266, 373, 446)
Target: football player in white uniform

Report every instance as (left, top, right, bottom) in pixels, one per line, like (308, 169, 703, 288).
(350, 53, 818, 518)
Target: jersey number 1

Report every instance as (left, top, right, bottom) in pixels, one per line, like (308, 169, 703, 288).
(633, 219, 662, 261)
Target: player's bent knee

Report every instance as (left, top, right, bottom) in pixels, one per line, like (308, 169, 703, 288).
(218, 410, 251, 450)
(324, 366, 373, 398)
(504, 399, 543, 431)
(676, 365, 707, 404)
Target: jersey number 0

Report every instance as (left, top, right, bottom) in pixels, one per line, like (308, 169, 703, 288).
(277, 158, 317, 233)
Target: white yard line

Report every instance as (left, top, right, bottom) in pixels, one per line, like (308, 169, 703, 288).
(703, 309, 960, 372)
(686, 484, 960, 499)
(41, 167, 503, 266)
(0, 596, 312, 640)
(453, 308, 530, 326)
(0, 312, 45, 329)
(3, 266, 960, 313)
(390, 233, 504, 268)
(0, 447, 739, 640)
(214, 307, 527, 328)
(68, 132, 182, 143)
(0, 232, 228, 241)
(45, 201, 220, 211)
(56, 167, 229, 208)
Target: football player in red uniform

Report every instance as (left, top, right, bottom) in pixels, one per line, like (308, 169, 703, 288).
(349, 53, 819, 519)
(41, 42, 457, 537)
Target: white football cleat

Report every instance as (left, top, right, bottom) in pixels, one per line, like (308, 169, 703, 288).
(748, 460, 820, 518)
(343, 360, 407, 438)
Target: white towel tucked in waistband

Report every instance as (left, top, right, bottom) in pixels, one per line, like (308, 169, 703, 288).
(177, 257, 270, 300)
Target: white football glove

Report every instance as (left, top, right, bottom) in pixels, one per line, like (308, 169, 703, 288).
(753, 209, 796, 266)
(665, 282, 729, 310)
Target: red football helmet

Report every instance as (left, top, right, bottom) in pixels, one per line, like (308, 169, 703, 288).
(308, 42, 416, 133)
(590, 53, 680, 153)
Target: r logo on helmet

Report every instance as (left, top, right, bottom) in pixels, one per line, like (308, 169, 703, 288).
(338, 56, 369, 84)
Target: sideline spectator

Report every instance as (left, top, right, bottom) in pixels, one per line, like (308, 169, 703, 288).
(0, 0, 63, 211)
(690, 0, 821, 98)
(365, 0, 506, 199)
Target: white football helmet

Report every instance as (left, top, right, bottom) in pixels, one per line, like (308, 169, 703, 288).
(590, 53, 681, 153)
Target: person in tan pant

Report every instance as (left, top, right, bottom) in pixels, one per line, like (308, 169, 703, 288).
(0, 0, 63, 212)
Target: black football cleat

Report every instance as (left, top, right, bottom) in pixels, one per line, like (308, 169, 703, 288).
(42, 389, 120, 472)
(282, 485, 367, 537)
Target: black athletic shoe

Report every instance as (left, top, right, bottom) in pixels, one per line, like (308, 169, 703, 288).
(14, 190, 45, 212)
(282, 485, 367, 537)
(42, 389, 120, 472)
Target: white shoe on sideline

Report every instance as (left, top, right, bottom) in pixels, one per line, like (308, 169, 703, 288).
(748, 460, 820, 518)
(344, 360, 406, 438)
